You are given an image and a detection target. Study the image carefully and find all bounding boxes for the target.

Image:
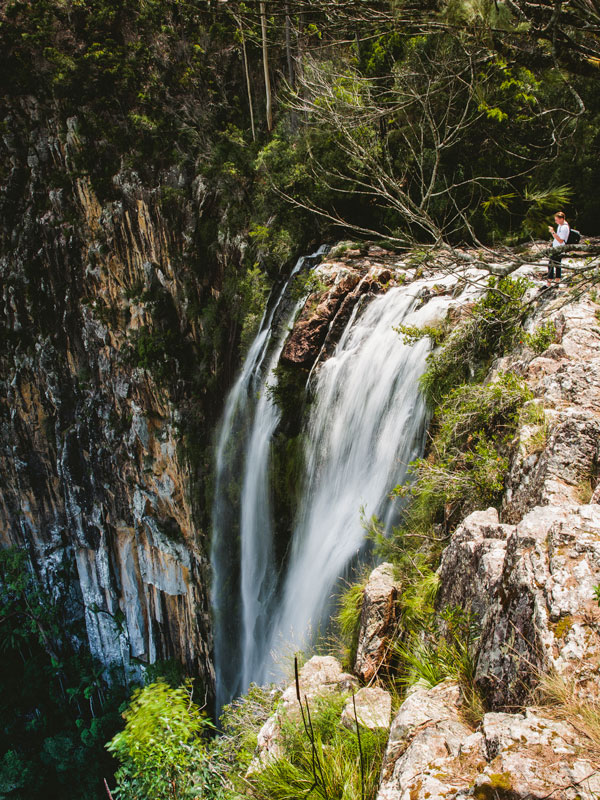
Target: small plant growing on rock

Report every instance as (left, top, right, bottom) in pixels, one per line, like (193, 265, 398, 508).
(395, 322, 447, 347)
(335, 579, 367, 670)
(523, 319, 557, 354)
(419, 276, 530, 405)
(518, 401, 548, 455)
(397, 372, 531, 532)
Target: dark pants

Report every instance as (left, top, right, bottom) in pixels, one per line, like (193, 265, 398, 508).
(548, 251, 562, 279)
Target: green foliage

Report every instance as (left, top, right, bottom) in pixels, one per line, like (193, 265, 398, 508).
(107, 680, 223, 800)
(367, 514, 441, 631)
(517, 400, 548, 455)
(335, 580, 366, 669)
(394, 606, 478, 690)
(522, 184, 573, 238)
(523, 319, 557, 353)
(420, 276, 531, 405)
(238, 265, 270, 356)
(396, 322, 447, 347)
(290, 269, 329, 302)
(218, 683, 280, 779)
(404, 372, 531, 529)
(245, 693, 387, 800)
(0, 548, 126, 800)
(128, 327, 179, 381)
(267, 363, 310, 424)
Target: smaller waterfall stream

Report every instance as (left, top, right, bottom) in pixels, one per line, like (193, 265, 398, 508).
(211, 248, 326, 712)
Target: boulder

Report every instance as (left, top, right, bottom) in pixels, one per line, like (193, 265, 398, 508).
(475, 503, 600, 708)
(278, 654, 357, 710)
(341, 686, 392, 731)
(377, 681, 482, 800)
(503, 409, 600, 522)
(354, 562, 399, 682)
(440, 502, 600, 709)
(280, 272, 360, 367)
(437, 508, 512, 625)
(377, 681, 600, 800)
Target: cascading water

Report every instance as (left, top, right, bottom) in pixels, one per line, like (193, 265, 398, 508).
(266, 286, 452, 672)
(211, 248, 326, 712)
(212, 258, 460, 710)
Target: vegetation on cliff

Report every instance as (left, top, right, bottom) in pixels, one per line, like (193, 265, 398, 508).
(0, 548, 127, 800)
(1, 0, 600, 797)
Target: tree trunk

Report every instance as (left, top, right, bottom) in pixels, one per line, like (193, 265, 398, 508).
(285, 2, 295, 88)
(260, 1, 273, 132)
(237, 14, 256, 141)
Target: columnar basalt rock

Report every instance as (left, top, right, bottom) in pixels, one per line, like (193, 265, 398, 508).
(0, 113, 216, 689)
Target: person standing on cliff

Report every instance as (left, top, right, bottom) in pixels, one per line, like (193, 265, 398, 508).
(547, 211, 570, 284)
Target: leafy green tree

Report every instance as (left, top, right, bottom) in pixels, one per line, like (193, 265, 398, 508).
(107, 680, 223, 800)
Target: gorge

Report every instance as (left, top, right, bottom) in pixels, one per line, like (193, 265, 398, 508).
(2, 1, 600, 798)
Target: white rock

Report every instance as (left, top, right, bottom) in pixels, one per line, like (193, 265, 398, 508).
(341, 686, 391, 730)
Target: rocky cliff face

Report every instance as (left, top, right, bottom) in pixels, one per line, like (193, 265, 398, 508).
(372, 261, 600, 798)
(0, 101, 241, 690)
(268, 247, 600, 799)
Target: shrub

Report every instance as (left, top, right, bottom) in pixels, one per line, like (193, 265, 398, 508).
(106, 680, 221, 800)
(335, 580, 366, 669)
(419, 276, 530, 405)
(399, 372, 531, 532)
(393, 606, 485, 726)
(245, 693, 388, 800)
(523, 319, 556, 353)
(394, 606, 477, 688)
(217, 683, 280, 780)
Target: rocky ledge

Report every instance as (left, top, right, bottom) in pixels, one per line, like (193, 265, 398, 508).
(372, 260, 600, 797)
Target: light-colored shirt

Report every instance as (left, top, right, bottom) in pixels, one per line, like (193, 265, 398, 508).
(553, 222, 570, 248)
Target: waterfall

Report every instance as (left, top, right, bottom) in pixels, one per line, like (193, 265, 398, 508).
(266, 286, 449, 672)
(212, 258, 457, 709)
(211, 248, 326, 712)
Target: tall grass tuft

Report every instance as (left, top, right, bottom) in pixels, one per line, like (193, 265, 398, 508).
(245, 692, 387, 800)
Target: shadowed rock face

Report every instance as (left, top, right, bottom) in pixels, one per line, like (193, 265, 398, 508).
(0, 105, 220, 690)
(280, 261, 394, 369)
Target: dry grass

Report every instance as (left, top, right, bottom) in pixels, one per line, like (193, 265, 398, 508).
(534, 670, 600, 761)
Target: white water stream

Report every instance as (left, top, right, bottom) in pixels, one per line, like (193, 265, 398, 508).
(211, 250, 324, 711)
(265, 286, 452, 676)
(212, 264, 461, 708)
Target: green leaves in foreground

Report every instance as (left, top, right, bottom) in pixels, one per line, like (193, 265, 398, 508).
(107, 680, 224, 800)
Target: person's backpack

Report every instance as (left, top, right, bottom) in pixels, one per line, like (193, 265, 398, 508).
(567, 228, 581, 245)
